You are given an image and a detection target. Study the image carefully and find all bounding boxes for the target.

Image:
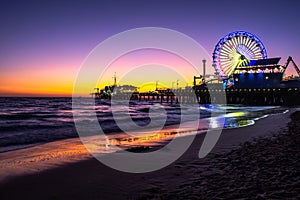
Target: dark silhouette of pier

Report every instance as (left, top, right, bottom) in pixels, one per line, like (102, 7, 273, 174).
(93, 86, 300, 106)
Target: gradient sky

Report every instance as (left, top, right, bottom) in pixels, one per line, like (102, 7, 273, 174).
(1, 0, 299, 96)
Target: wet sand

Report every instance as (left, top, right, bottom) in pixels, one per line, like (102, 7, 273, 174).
(1, 109, 299, 199)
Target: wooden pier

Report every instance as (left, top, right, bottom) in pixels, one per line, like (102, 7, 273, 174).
(94, 87, 300, 106)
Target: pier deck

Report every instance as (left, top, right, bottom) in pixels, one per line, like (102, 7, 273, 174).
(93, 87, 300, 106)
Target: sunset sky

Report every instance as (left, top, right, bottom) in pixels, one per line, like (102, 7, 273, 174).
(1, 0, 299, 96)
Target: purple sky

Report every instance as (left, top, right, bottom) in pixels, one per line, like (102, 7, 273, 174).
(0, 0, 299, 96)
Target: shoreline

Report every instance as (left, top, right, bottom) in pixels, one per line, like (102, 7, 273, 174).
(1, 108, 297, 199)
(0, 106, 287, 183)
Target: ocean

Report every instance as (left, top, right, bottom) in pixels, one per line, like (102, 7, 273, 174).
(0, 97, 288, 153)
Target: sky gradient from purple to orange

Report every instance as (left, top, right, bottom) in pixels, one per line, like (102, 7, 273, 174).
(0, 0, 299, 96)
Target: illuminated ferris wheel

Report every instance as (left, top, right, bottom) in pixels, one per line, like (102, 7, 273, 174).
(213, 31, 267, 79)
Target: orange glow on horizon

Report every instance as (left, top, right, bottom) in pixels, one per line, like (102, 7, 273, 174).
(1, 48, 213, 97)
(0, 63, 78, 97)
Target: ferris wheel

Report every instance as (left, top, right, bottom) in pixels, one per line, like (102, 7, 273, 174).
(213, 31, 267, 79)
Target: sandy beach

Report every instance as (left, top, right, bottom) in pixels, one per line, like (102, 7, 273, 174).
(1, 109, 299, 200)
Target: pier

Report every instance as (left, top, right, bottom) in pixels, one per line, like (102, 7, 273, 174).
(91, 31, 300, 106)
(136, 87, 299, 106)
(92, 86, 300, 106)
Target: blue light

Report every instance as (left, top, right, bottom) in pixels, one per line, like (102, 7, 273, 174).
(223, 82, 227, 89)
(248, 60, 256, 66)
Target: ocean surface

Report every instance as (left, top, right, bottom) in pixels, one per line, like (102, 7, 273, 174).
(0, 97, 288, 153)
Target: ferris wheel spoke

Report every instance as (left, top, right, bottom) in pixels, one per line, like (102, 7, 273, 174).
(223, 65, 235, 75)
(253, 48, 261, 53)
(242, 36, 247, 45)
(234, 36, 240, 46)
(247, 39, 256, 48)
(221, 61, 233, 67)
(223, 64, 233, 72)
(236, 37, 240, 45)
(245, 48, 255, 58)
(252, 47, 261, 55)
(220, 52, 231, 58)
(222, 61, 234, 70)
(223, 41, 232, 49)
(222, 66, 231, 74)
(220, 59, 232, 64)
(235, 36, 241, 47)
(222, 43, 235, 53)
(222, 52, 234, 60)
(248, 41, 257, 52)
(219, 56, 230, 60)
(247, 43, 254, 52)
(228, 65, 237, 75)
(253, 48, 263, 56)
(227, 39, 236, 50)
(232, 37, 238, 48)
(245, 37, 251, 49)
(238, 36, 242, 46)
(220, 47, 232, 54)
(220, 57, 232, 62)
(221, 60, 231, 67)
(220, 58, 232, 63)
(222, 44, 233, 53)
(220, 51, 233, 58)
(254, 52, 263, 59)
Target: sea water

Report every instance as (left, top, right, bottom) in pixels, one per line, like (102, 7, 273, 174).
(0, 97, 287, 153)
